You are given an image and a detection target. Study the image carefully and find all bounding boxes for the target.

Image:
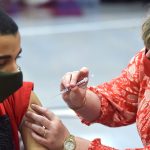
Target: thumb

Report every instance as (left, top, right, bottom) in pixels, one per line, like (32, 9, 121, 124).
(79, 67, 89, 78)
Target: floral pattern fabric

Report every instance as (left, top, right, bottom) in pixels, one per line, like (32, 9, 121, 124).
(80, 49, 150, 149)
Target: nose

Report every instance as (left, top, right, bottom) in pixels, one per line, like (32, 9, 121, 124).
(12, 63, 20, 73)
(4, 62, 20, 73)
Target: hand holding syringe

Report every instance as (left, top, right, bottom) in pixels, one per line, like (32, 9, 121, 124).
(48, 77, 89, 101)
(60, 73, 94, 95)
(60, 77, 89, 95)
(50, 75, 93, 100)
(47, 77, 89, 111)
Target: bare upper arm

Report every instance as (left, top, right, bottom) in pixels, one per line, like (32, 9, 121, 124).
(20, 91, 47, 150)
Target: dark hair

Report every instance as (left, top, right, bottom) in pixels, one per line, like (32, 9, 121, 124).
(142, 16, 150, 49)
(0, 9, 18, 35)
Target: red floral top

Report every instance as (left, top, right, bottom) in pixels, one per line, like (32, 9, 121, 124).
(80, 49, 150, 150)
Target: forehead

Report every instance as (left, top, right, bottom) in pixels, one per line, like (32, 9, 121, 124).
(0, 32, 21, 55)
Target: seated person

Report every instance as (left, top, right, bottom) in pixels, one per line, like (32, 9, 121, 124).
(0, 9, 47, 150)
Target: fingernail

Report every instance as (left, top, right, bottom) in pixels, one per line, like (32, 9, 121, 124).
(31, 104, 36, 107)
(24, 121, 28, 125)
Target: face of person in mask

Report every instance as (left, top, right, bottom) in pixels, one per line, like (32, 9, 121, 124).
(0, 32, 23, 102)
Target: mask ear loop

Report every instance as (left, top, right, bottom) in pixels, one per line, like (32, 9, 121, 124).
(17, 66, 21, 72)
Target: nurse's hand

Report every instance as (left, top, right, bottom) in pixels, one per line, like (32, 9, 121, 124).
(60, 67, 89, 110)
(25, 104, 70, 150)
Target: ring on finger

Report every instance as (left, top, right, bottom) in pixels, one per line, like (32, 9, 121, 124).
(42, 126, 46, 138)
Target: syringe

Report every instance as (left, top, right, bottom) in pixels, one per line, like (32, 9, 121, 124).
(60, 77, 88, 95)
(49, 74, 93, 100)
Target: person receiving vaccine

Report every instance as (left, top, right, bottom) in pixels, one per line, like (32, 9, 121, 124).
(0, 9, 48, 150)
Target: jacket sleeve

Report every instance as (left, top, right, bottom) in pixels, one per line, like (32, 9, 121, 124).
(88, 138, 150, 150)
(13, 82, 34, 127)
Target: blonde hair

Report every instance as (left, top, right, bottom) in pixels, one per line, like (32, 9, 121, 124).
(142, 16, 150, 49)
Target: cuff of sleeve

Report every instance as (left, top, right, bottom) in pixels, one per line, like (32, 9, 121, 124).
(88, 139, 101, 150)
(144, 55, 150, 77)
(76, 111, 93, 126)
(88, 139, 117, 150)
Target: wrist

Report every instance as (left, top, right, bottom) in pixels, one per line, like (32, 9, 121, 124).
(88, 139, 101, 150)
(69, 96, 87, 111)
(64, 134, 76, 150)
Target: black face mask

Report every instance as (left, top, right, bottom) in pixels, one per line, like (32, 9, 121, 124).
(0, 71, 23, 103)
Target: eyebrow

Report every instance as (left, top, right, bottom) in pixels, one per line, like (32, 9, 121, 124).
(0, 48, 22, 60)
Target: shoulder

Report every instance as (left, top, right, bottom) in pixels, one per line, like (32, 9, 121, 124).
(14, 81, 34, 109)
(18, 82, 42, 123)
(129, 48, 145, 65)
(126, 48, 146, 82)
(28, 91, 42, 111)
(11, 82, 34, 126)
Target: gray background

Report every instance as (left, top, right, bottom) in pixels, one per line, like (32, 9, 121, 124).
(12, 2, 150, 149)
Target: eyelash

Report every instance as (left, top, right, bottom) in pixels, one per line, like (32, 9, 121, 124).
(0, 60, 8, 67)
(0, 54, 22, 69)
(16, 55, 22, 59)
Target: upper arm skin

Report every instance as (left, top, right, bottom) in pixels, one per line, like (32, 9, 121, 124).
(20, 91, 48, 150)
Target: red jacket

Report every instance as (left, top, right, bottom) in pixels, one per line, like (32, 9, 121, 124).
(0, 82, 33, 150)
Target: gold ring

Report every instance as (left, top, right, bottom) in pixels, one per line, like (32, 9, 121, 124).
(42, 126, 46, 137)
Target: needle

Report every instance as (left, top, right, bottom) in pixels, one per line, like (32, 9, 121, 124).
(49, 74, 94, 100)
(49, 77, 89, 100)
